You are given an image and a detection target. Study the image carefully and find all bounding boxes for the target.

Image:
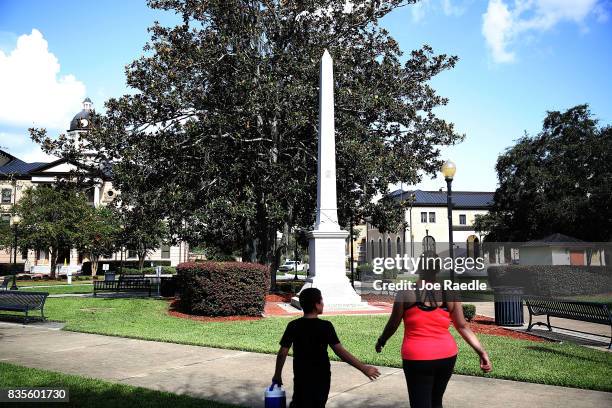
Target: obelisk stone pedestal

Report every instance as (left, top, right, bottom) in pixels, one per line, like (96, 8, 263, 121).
(291, 50, 367, 310)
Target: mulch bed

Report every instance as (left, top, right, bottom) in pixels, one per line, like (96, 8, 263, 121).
(266, 293, 293, 302)
(468, 315, 547, 342)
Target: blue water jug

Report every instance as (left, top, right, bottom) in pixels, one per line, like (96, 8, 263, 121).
(264, 383, 286, 408)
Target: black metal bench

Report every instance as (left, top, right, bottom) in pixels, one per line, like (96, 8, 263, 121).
(524, 297, 612, 348)
(0, 291, 49, 323)
(93, 274, 152, 297)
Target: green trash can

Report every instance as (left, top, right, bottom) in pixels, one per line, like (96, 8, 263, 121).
(493, 286, 524, 327)
(160, 277, 176, 297)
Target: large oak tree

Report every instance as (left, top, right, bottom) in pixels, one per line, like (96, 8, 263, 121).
(475, 105, 612, 242)
(35, 0, 463, 267)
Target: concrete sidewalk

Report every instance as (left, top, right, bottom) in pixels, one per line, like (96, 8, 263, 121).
(1, 323, 610, 408)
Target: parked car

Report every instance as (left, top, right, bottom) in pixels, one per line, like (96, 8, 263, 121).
(279, 260, 308, 272)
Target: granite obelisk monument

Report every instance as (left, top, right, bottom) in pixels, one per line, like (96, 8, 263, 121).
(292, 50, 366, 309)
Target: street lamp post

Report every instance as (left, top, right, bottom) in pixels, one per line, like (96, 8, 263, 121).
(293, 228, 299, 281)
(11, 217, 21, 290)
(441, 160, 456, 283)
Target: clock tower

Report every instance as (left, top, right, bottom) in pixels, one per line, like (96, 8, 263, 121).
(67, 97, 95, 158)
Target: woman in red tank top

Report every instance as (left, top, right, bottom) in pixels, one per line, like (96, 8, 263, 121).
(375, 259, 491, 408)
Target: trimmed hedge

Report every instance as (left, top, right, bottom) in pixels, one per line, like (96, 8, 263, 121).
(176, 261, 269, 316)
(488, 265, 612, 296)
(120, 267, 176, 275)
(462, 304, 476, 322)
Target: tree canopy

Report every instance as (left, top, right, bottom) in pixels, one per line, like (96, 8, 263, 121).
(3, 186, 92, 278)
(34, 0, 463, 265)
(475, 104, 612, 242)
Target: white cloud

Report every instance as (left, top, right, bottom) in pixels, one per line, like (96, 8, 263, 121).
(411, 0, 432, 22)
(482, 0, 607, 63)
(0, 29, 86, 129)
(0, 132, 56, 163)
(410, 0, 470, 22)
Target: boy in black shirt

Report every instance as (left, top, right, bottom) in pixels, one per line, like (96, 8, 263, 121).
(272, 288, 380, 407)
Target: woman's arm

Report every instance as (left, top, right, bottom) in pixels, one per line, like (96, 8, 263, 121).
(375, 291, 407, 352)
(450, 301, 492, 372)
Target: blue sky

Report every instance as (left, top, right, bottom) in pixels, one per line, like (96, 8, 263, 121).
(1, 0, 610, 192)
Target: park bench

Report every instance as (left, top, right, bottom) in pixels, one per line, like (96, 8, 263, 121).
(524, 297, 612, 349)
(1, 276, 10, 290)
(0, 291, 49, 323)
(93, 274, 152, 297)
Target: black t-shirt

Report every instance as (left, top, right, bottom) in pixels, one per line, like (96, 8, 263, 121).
(280, 317, 340, 380)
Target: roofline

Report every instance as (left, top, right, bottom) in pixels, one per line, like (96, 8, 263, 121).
(0, 149, 20, 161)
(390, 189, 495, 195)
(410, 204, 492, 210)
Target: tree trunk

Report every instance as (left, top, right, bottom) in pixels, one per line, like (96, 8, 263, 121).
(91, 255, 99, 277)
(49, 247, 58, 279)
(138, 251, 146, 271)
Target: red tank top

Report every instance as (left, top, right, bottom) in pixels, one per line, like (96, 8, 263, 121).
(401, 293, 458, 361)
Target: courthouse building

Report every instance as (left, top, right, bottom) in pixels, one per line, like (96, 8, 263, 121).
(364, 189, 496, 265)
(0, 98, 188, 272)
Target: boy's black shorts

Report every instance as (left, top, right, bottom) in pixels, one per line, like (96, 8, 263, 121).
(290, 376, 331, 408)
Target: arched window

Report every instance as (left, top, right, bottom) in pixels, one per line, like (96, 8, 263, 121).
(378, 238, 383, 258)
(387, 238, 392, 258)
(396, 237, 402, 256)
(423, 235, 436, 254)
(370, 240, 374, 262)
(467, 235, 480, 260)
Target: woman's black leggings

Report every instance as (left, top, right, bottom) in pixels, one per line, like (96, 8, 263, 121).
(402, 355, 457, 408)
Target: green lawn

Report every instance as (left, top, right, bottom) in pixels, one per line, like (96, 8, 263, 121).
(0, 362, 237, 408)
(16, 279, 93, 286)
(33, 297, 612, 392)
(21, 284, 93, 295)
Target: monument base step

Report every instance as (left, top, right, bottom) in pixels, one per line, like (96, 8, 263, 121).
(290, 296, 372, 311)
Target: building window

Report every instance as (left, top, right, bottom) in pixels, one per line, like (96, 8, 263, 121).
(161, 244, 171, 259)
(1, 189, 11, 204)
(128, 249, 138, 259)
(378, 239, 382, 258)
(396, 237, 402, 256)
(423, 235, 436, 253)
(370, 240, 374, 261)
(429, 212, 436, 223)
(459, 214, 466, 225)
(421, 212, 427, 223)
(387, 238, 391, 258)
(0, 214, 10, 225)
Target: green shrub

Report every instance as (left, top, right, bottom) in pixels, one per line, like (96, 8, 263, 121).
(488, 265, 612, 296)
(207, 253, 236, 262)
(382, 268, 399, 280)
(462, 304, 476, 322)
(356, 263, 373, 280)
(276, 280, 304, 294)
(176, 261, 269, 316)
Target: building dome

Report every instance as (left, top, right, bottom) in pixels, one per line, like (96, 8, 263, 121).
(68, 98, 94, 131)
